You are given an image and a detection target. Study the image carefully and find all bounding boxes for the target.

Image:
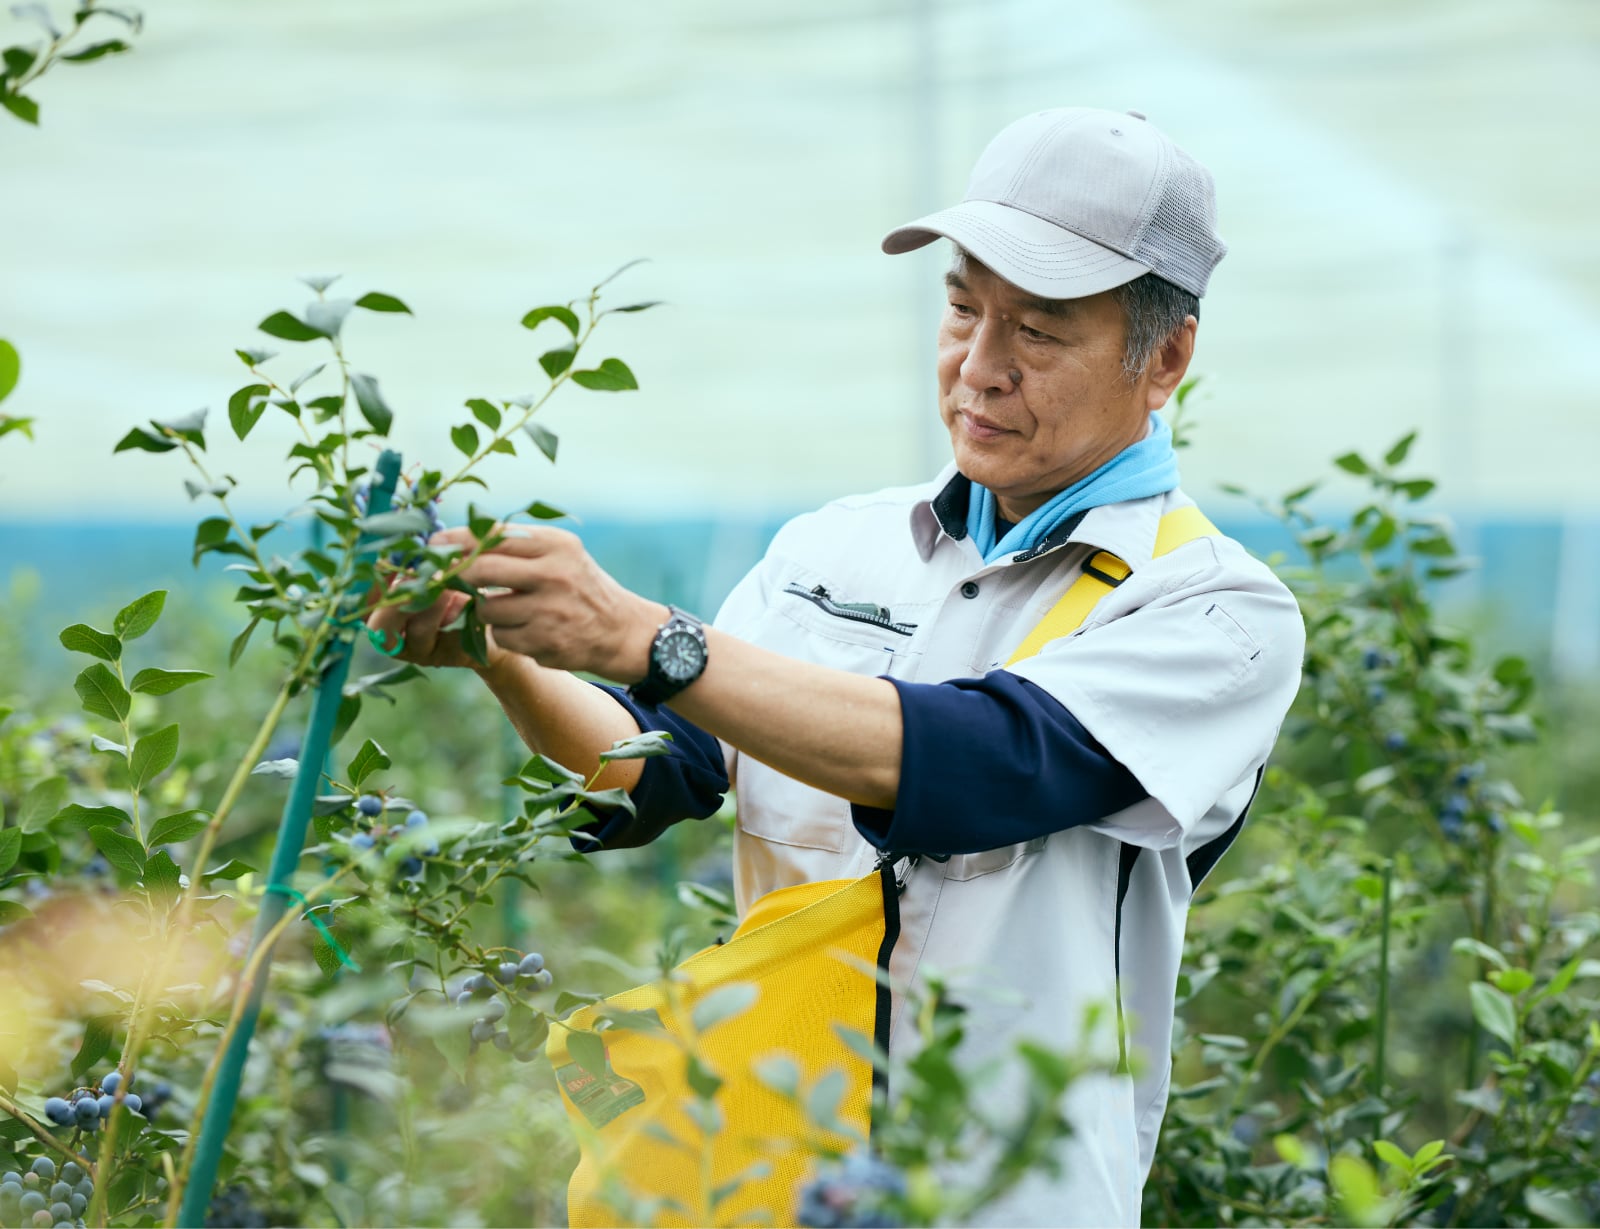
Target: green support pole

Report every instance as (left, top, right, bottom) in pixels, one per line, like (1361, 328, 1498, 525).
(177, 451, 403, 1227)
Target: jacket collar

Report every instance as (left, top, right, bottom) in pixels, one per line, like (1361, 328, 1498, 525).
(911, 464, 1166, 570)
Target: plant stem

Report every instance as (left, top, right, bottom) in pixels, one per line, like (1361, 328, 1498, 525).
(1373, 859, 1393, 1098)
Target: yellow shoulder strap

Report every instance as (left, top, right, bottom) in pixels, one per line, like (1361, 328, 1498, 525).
(1004, 505, 1219, 666)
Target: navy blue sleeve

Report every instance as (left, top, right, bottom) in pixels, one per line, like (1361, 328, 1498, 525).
(569, 684, 730, 852)
(851, 672, 1147, 856)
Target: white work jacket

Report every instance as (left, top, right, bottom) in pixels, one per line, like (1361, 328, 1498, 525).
(711, 465, 1305, 1227)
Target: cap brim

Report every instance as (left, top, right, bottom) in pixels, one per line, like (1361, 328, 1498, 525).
(881, 200, 1150, 300)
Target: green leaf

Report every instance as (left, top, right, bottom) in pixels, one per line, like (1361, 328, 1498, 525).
(289, 364, 325, 394)
(49, 804, 128, 832)
(752, 1055, 800, 1099)
(0, 338, 18, 404)
(229, 383, 271, 440)
(568, 1030, 608, 1079)
(1334, 452, 1371, 476)
(147, 810, 208, 848)
(685, 1054, 722, 1102)
(113, 425, 178, 454)
(258, 311, 322, 342)
(130, 667, 211, 695)
(607, 300, 663, 314)
(571, 358, 638, 392)
(0, 827, 20, 874)
(90, 825, 147, 877)
(20, 776, 67, 832)
(521, 305, 580, 336)
(350, 373, 393, 435)
(113, 590, 166, 640)
(1526, 1188, 1589, 1227)
(300, 273, 341, 293)
(523, 500, 565, 520)
(804, 1069, 846, 1131)
(599, 730, 674, 763)
(1383, 432, 1416, 467)
(2, 47, 36, 78)
(70, 1016, 114, 1078)
(153, 408, 207, 446)
(1372, 1139, 1411, 1174)
(74, 662, 130, 722)
(1413, 1140, 1445, 1168)
(347, 739, 391, 790)
(355, 291, 412, 314)
(524, 421, 558, 463)
(538, 344, 576, 378)
(202, 858, 256, 882)
(450, 423, 479, 457)
(691, 982, 757, 1033)
(1489, 967, 1535, 996)
(1, 92, 40, 125)
(1452, 937, 1509, 970)
(1470, 981, 1518, 1049)
(142, 849, 181, 902)
(595, 257, 647, 289)
(305, 298, 353, 338)
(235, 347, 277, 367)
(129, 724, 179, 789)
(454, 398, 500, 433)
(229, 617, 260, 667)
(60, 38, 129, 62)
(358, 508, 433, 538)
(59, 623, 121, 661)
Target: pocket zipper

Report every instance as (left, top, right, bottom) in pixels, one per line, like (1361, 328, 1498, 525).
(782, 583, 917, 636)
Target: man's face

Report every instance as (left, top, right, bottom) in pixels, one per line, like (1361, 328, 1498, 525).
(937, 256, 1191, 523)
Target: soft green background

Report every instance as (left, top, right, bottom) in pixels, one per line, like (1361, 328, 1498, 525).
(3, 0, 1597, 521)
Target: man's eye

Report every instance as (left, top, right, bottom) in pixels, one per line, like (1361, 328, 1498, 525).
(1021, 325, 1053, 341)
(949, 302, 974, 316)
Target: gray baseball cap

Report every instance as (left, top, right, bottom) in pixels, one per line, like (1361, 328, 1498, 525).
(882, 107, 1227, 300)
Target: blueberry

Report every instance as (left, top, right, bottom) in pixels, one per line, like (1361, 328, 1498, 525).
(69, 1193, 87, 1217)
(454, 990, 473, 1007)
(1454, 763, 1484, 787)
(356, 795, 384, 818)
(470, 1019, 496, 1044)
(465, 973, 492, 996)
(1367, 684, 1387, 704)
(1487, 812, 1505, 834)
(2, 1171, 20, 1187)
(351, 832, 376, 852)
(28, 1161, 53, 1182)
(481, 998, 506, 1022)
(71, 1181, 92, 1203)
(43, 1098, 72, 1126)
(57, 1167, 81, 1188)
(532, 969, 553, 990)
(1443, 793, 1470, 819)
(1383, 731, 1407, 752)
(30, 1210, 51, 1228)
(404, 810, 428, 828)
(492, 1030, 512, 1051)
(49, 1184, 70, 1203)
(398, 856, 423, 877)
(1361, 648, 1383, 670)
(96, 1095, 115, 1118)
(124, 1093, 141, 1115)
(50, 1202, 71, 1222)
(517, 952, 545, 978)
(99, 1072, 121, 1097)
(22, 1172, 39, 1188)
(19, 1191, 46, 1215)
(1441, 813, 1465, 842)
(497, 961, 520, 984)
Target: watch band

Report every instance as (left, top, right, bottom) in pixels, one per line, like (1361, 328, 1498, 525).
(628, 606, 708, 708)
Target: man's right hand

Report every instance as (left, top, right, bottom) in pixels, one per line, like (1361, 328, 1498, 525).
(363, 581, 510, 674)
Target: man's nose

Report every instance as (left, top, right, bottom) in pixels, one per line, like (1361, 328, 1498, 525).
(958, 321, 1019, 396)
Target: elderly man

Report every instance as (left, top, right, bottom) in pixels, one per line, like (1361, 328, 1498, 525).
(368, 107, 1304, 1226)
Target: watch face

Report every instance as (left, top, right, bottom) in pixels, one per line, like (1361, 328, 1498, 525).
(657, 629, 706, 683)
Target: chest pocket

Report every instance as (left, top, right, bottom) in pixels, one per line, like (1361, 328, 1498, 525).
(735, 582, 917, 854)
(942, 834, 1049, 882)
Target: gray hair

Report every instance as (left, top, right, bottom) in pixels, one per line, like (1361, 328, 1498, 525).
(1111, 272, 1199, 383)
(947, 246, 1197, 382)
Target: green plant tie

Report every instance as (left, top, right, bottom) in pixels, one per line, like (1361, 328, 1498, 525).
(261, 884, 360, 972)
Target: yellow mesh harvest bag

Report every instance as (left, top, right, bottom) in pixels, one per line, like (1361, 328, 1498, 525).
(550, 870, 899, 1227)
(550, 505, 1219, 1227)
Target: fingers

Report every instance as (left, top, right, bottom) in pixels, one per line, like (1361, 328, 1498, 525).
(428, 523, 574, 559)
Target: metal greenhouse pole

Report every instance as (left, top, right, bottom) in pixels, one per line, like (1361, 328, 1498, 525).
(177, 450, 403, 1227)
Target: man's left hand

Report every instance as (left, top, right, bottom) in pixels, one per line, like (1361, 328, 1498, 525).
(429, 524, 666, 682)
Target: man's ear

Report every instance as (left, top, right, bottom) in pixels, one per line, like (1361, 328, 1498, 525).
(1144, 316, 1198, 412)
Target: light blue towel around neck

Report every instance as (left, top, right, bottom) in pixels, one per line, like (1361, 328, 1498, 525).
(964, 413, 1180, 564)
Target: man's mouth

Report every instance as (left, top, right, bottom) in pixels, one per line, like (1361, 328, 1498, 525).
(959, 410, 1012, 441)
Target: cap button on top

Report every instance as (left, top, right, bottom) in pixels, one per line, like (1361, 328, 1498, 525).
(960, 581, 980, 599)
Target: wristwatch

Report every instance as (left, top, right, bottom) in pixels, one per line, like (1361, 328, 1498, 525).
(628, 606, 708, 707)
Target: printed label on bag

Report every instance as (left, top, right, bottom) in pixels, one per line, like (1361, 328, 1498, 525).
(557, 1059, 647, 1128)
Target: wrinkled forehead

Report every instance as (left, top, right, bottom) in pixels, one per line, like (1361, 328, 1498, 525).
(945, 248, 1083, 320)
